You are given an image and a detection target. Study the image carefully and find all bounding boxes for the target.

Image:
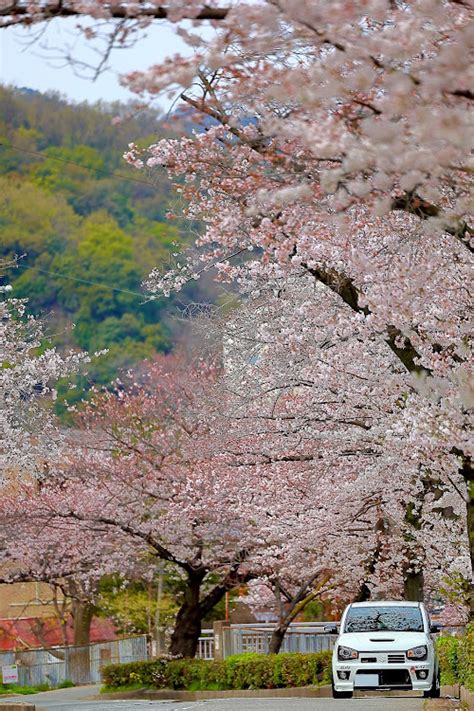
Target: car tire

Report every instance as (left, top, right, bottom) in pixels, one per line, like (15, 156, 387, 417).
(423, 668, 441, 698)
(332, 681, 353, 699)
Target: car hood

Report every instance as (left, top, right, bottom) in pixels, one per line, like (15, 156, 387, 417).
(336, 631, 428, 651)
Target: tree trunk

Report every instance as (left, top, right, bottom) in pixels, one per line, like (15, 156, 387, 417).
(353, 582, 371, 602)
(169, 558, 252, 658)
(403, 570, 424, 602)
(457, 454, 474, 620)
(403, 500, 424, 603)
(268, 622, 291, 655)
(169, 571, 205, 658)
(72, 599, 94, 646)
(468, 488, 474, 620)
(353, 508, 384, 602)
(268, 572, 332, 655)
(69, 600, 94, 684)
(154, 569, 166, 655)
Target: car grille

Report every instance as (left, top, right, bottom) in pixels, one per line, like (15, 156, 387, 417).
(388, 653, 405, 663)
(355, 669, 411, 687)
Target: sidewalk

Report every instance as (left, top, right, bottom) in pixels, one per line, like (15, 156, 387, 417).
(0, 684, 101, 705)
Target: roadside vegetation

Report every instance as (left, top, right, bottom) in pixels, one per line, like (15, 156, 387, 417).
(437, 624, 474, 690)
(0, 679, 74, 695)
(101, 627, 474, 694)
(102, 652, 332, 692)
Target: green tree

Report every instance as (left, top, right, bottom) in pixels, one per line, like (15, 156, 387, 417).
(0, 85, 215, 415)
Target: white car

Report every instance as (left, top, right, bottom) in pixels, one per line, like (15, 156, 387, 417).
(327, 601, 441, 699)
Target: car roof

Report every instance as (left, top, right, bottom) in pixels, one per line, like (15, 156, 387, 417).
(348, 601, 421, 607)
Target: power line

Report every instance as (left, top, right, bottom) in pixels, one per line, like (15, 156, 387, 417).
(11, 263, 156, 301)
(0, 142, 158, 188)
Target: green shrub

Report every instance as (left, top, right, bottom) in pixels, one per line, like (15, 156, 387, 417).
(57, 679, 75, 689)
(102, 650, 332, 691)
(458, 623, 474, 691)
(225, 653, 275, 689)
(437, 635, 461, 685)
(273, 652, 331, 687)
(437, 624, 474, 690)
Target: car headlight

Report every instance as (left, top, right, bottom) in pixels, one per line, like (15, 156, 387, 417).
(337, 646, 358, 661)
(406, 645, 428, 660)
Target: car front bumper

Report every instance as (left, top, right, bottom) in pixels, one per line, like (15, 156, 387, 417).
(332, 660, 434, 692)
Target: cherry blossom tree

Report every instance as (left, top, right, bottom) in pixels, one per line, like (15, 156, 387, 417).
(1, 0, 472, 615)
(164, 278, 468, 654)
(0, 282, 87, 477)
(211, 275, 471, 617)
(0, 1, 230, 27)
(0, 474, 121, 643)
(1, 332, 468, 657)
(121, 0, 473, 614)
(0, 355, 263, 658)
(0, 347, 401, 656)
(0, 471, 122, 680)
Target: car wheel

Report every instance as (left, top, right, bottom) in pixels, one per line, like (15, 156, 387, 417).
(423, 668, 441, 698)
(332, 681, 353, 699)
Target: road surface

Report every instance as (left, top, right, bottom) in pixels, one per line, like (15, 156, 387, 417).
(2, 685, 430, 710)
(11, 701, 428, 711)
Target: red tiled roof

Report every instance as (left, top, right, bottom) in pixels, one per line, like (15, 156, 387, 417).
(0, 616, 118, 650)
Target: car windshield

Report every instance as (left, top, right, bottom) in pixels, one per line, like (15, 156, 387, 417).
(344, 606, 424, 633)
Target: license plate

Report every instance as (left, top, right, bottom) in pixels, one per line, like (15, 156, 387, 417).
(356, 673, 379, 687)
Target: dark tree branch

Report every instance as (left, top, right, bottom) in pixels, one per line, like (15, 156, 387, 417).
(392, 192, 473, 255)
(301, 263, 430, 376)
(54, 510, 188, 571)
(199, 554, 253, 616)
(0, 2, 230, 26)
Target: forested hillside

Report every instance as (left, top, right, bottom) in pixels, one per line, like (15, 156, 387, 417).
(0, 86, 208, 411)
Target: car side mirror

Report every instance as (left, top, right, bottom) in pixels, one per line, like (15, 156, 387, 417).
(324, 624, 338, 634)
(430, 624, 441, 633)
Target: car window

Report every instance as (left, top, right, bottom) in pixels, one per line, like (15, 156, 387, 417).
(344, 606, 424, 633)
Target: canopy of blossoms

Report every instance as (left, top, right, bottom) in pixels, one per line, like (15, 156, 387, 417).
(0, 1, 472, 621)
(0, 287, 87, 476)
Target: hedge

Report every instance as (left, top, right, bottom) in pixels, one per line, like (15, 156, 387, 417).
(102, 651, 332, 691)
(437, 623, 474, 691)
(103, 625, 473, 693)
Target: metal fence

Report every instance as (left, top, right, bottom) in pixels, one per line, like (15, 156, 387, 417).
(0, 634, 148, 686)
(231, 624, 334, 655)
(196, 622, 335, 660)
(196, 630, 215, 660)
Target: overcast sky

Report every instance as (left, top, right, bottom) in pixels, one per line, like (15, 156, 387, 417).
(0, 19, 191, 107)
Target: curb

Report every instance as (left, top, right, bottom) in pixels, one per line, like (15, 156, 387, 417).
(442, 685, 460, 697)
(460, 686, 474, 710)
(99, 684, 472, 705)
(98, 685, 332, 701)
(0, 704, 36, 710)
(440, 685, 474, 710)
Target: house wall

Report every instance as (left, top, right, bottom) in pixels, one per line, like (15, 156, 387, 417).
(0, 582, 62, 619)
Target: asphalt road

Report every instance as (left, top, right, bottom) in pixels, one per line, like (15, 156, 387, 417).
(3, 685, 428, 711)
(21, 701, 426, 711)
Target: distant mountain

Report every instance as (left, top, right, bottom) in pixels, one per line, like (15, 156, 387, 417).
(0, 85, 214, 416)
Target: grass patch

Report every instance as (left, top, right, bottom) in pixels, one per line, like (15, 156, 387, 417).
(101, 682, 148, 694)
(0, 682, 50, 695)
(0, 680, 75, 696)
